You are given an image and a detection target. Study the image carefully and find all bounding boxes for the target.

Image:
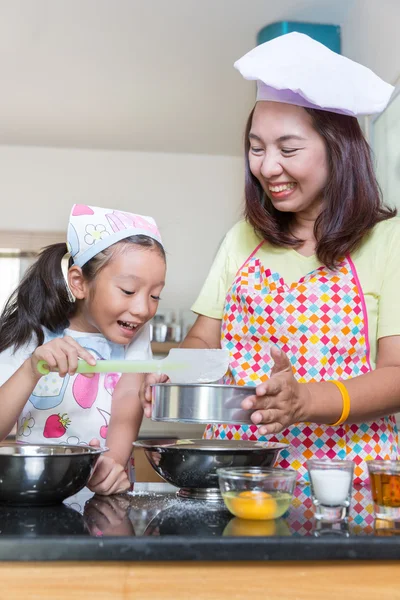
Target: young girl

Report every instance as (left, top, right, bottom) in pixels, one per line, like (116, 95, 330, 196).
(0, 204, 166, 495)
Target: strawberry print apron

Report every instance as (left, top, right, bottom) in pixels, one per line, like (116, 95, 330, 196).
(16, 328, 135, 484)
(204, 242, 399, 484)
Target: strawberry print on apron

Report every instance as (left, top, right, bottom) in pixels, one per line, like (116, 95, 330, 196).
(204, 242, 399, 484)
(16, 329, 135, 486)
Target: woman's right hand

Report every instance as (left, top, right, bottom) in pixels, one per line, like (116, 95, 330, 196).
(139, 373, 170, 418)
(30, 336, 97, 378)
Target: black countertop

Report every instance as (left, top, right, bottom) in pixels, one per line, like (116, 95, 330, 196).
(0, 482, 399, 562)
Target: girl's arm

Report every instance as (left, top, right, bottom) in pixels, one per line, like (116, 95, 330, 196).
(105, 373, 144, 467)
(0, 359, 41, 440)
(87, 374, 144, 495)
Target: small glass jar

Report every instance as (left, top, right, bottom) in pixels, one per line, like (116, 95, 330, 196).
(367, 459, 400, 521)
(306, 459, 354, 523)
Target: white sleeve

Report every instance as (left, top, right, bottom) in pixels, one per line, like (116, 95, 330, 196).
(124, 322, 153, 360)
(0, 341, 36, 387)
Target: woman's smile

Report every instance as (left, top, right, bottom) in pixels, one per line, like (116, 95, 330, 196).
(267, 182, 297, 200)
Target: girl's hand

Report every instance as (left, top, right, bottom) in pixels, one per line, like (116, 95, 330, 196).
(31, 336, 96, 378)
(87, 439, 130, 496)
(84, 495, 134, 536)
(139, 373, 170, 418)
(241, 346, 310, 435)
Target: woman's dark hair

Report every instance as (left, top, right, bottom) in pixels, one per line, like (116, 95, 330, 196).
(0, 235, 165, 353)
(244, 106, 396, 268)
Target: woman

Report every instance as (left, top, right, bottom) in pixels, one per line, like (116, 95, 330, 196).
(142, 33, 400, 484)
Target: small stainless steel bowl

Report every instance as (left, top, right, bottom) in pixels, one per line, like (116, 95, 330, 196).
(151, 383, 256, 424)
(134, 438, 287, 501)
(0, 442, 106, 506)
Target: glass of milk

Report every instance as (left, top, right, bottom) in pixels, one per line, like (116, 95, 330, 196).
(306, 459, 355, 522)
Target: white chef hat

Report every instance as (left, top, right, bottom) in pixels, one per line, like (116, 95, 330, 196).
(234, 32, 394, 117)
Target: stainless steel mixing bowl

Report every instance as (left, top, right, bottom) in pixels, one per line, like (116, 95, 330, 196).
(134, 438, 287, 501)
(151, 383, 256, 424)
(0, 442, 106, 506)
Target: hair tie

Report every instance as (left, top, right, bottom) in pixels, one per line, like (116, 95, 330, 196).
(61, 249, 76, 303)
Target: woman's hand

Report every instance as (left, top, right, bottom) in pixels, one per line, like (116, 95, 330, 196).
(87, 439, 131, 496)
(241, 346, 310, 435)
(139, 373, 170, 418)
(30, 336, 96, 378)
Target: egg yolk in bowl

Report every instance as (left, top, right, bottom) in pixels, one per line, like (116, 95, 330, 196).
(222, 490, 292, 520)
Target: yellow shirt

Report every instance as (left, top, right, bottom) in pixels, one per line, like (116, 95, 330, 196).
(191, 218, 400, 369)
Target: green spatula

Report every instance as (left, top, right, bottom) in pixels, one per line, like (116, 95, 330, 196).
(37, 348, 230, 383)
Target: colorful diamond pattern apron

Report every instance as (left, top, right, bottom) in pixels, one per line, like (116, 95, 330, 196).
(204, 242, 399, 484)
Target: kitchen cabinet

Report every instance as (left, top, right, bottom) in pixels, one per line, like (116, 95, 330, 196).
(151, 341, 180, 355)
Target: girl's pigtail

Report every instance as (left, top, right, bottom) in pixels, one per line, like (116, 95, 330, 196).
(0, 243, 75, 352)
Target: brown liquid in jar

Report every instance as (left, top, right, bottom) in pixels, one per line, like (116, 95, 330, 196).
(369, 472, 400, 507)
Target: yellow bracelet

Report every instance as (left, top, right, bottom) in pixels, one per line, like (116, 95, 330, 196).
(329, 380, 350, 426)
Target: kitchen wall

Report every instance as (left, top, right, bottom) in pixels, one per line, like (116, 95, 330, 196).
(369, 87, 400, 211)
(342, 0, 400, 212)
(0, 145, 244, 312)
(342, 0, 400, 86)
(1, 1, 398, 315)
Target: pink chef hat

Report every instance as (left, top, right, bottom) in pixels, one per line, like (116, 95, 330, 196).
(67, 204, 163, 267)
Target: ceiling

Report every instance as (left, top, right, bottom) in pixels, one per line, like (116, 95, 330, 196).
(0, 0, 356, 156)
